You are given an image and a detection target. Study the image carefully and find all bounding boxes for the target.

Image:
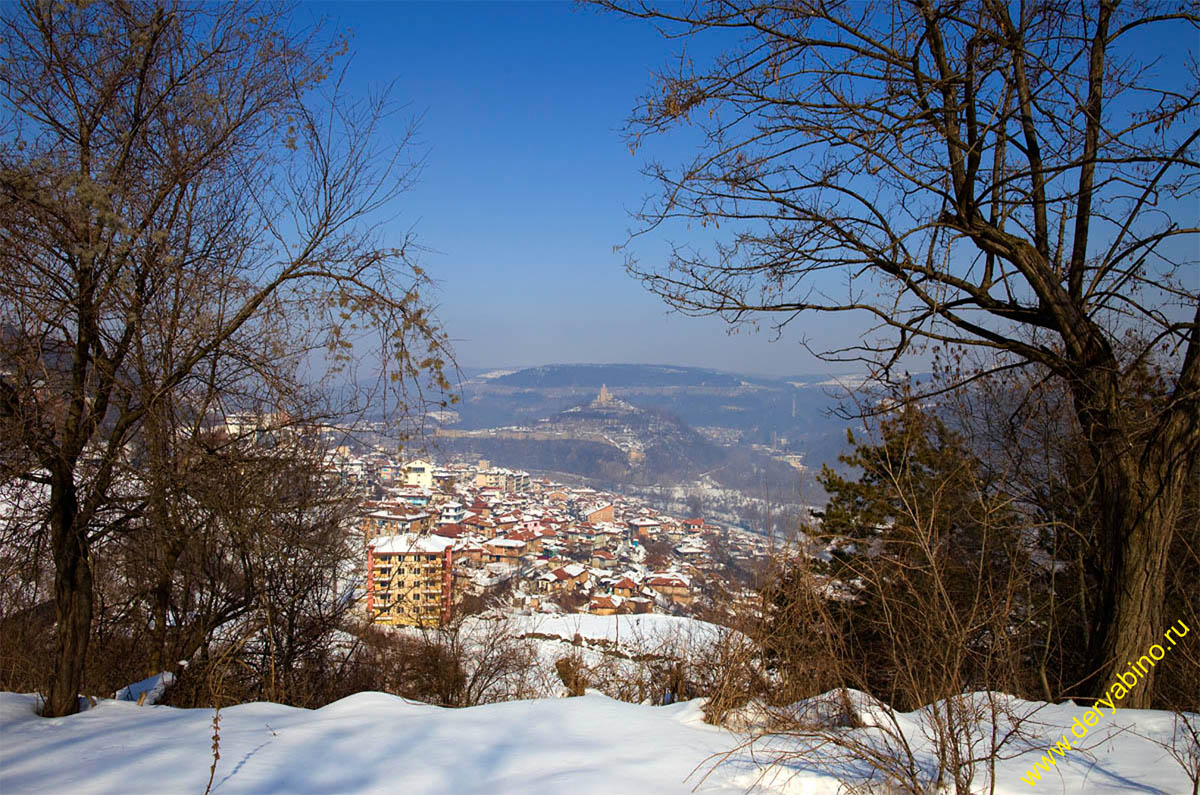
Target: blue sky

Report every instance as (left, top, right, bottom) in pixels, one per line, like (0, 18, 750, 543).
(305, 1, 865, 377)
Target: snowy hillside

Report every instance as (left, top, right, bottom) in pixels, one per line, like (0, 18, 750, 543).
(2, 686, 1196, 794)
(0, 691, 748, 794)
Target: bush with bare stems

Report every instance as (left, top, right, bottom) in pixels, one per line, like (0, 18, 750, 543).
(707, 400, 1047, 793)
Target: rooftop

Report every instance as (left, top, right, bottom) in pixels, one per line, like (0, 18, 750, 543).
(369, 533, 456, 555)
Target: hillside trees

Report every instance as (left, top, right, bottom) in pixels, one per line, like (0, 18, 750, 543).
(813, 405, 1035, 707)
(0, 1, 452, 716)
(934, 353, 1200, 708)
(601, 0, 1199, 705)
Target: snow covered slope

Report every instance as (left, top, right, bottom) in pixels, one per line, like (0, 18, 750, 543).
(1, 687, 1195, 794)
(0, 691, 744, 794)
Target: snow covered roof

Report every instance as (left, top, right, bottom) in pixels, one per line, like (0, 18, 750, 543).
(646, 572, 691, 588)
(369, 533, 456, 555)
(366, 509, 430, 522)
(485, 538, 526, 549)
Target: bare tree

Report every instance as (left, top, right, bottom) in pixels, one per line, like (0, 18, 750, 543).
(375, 613, 538, 708)
(927, 346, 1198, 707)
(599, 0, 1199, 706)
(0, 1, 452, 716)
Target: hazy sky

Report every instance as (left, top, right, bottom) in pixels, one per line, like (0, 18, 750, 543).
(307, 2, 872, 378)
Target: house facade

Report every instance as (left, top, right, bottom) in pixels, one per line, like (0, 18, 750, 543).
(402, 459, 435, 490)
(361, 504, 434, 544)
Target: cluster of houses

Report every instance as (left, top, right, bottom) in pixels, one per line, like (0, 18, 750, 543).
(330, 451, 771, 628)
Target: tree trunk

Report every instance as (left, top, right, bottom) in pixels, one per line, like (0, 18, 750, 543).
(150, 577, 171, 675)
(148, 530, 185, 675)
(45, 472, 93, 718)
(1078, 372, 1196, 708)
(1091, 484, 1179, 707)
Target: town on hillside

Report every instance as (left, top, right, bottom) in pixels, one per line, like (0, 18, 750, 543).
(328, 443, 778, 629)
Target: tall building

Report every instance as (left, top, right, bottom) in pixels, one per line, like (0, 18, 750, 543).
(366, 533, 456, 627)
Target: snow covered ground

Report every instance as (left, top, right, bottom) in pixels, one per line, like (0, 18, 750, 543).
(454, 612, 752, 704)
(1, 690, 748, 794)
(510, 612, 726, 646)
(2, 686, 1196, 794)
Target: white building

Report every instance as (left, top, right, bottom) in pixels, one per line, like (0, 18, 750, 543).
(402, 459, 435, 490)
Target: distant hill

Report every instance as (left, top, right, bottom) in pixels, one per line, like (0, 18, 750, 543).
(438, 388, 801, 493)
(488, 364, 754, 388)
(437, 363, 870, 504)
